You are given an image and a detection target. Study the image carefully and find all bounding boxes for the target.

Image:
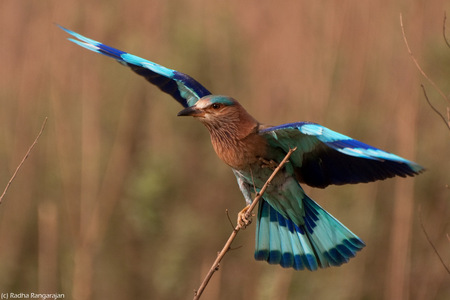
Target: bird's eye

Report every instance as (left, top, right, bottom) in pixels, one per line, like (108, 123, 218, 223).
(211, 103, 223, 110)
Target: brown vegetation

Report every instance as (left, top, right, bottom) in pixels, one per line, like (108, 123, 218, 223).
(0, 1, 449, 299)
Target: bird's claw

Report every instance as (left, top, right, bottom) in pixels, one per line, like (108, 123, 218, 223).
(237, 204, 252, 229)
(258, 157, 278, 170)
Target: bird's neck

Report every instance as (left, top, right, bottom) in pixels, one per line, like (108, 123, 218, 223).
(204, 113, 266, 169)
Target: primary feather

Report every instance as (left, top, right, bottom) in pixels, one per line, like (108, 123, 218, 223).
(260, 122, 423, 188)
(57, 24, 211, 107)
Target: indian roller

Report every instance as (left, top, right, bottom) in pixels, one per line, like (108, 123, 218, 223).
(59, 25, 424, 271)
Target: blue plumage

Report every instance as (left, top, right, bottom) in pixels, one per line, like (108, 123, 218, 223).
(251, 122, 422, 269)
(254, 197, 365, 270)
(260, 122, 423, 188)
(57, 25, 211, 107)
(59, 26, 424, 271)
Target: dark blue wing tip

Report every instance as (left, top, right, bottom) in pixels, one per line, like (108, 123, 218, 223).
(57, 24, 213, 108)
(96, 43, 128, 60)
(261, 121, 425, 172)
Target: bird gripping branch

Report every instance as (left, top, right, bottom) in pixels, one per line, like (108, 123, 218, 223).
(59, 25, 424, 271)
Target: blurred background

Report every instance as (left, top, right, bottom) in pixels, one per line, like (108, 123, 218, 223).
(0, 1, 449, 299)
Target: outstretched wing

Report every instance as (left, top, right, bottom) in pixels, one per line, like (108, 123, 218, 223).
(260, 122, 424, 188)
(58, 25, 211, 108)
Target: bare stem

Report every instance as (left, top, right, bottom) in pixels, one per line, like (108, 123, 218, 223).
(0, 117, 48, 204)
(400, 14, 449, 104)
(443, 12, 450, 49)
(193, 147, 297, 300)
(418, 206, 450, 275)
(400, 14, 450, 131)
(420, 85, 450, 130)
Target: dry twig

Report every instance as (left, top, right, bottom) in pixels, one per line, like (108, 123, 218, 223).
(443, 12, 450, 49)
(400, 14, 450, 130)
(193, 147, 297, 300)
(0, 117, 47, 204)
(420, 85, 450, 130)
(418, 206, 450, 275)
(401, 13, 450, 277)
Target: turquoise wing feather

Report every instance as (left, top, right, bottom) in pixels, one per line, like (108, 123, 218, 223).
(260, 122, 424, 188)
(57, 25, 211, 108)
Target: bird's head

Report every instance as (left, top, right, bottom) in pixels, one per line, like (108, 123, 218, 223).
(177, 95, 242, 124)
(177, 95, 258, 139)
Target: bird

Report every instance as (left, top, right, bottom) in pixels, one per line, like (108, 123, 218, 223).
(59, 25, 424, 271)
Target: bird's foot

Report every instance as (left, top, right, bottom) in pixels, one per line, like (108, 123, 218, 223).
(237, 204, 252, 229)
(259, 157, 278, 170)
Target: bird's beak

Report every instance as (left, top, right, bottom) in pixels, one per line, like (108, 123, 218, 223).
(177, 106, 204, 117)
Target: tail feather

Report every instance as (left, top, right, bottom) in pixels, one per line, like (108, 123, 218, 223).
(255, 200, 318, 270)
(255, 198, 365, 270)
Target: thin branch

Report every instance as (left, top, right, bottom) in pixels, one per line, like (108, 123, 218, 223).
(447, 107, 450, 126)
(225, 209, 235, 230)
(193, 147, 297, 300)
(400, 14, 450, 131)
(418, 206, 450, 275)
(400, 14, 449, 104)
(443, 12, 450, 49)
(0, 117, 48, 205)
(421, 85, 450, 130)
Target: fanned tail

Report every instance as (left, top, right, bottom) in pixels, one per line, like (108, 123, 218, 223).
(254, 198, 365, 271)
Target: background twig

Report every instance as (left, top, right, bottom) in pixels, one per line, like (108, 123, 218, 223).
(400, 14, 450, 130)
(401, 13, 450, 280)
(420, 85, 450, 130)
(0, 117, 47, 205)
(443, 12, 450, 48)
(418, 206, 450, 275)
(193, 147, 297, 300)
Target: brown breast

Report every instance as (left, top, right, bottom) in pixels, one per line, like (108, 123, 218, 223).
(210, 128, 267, 170)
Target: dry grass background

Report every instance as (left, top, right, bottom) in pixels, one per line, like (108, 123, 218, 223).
(0, 1, 449, 299)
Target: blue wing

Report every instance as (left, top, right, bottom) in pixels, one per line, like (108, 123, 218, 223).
(57, 25, 211, 108)
(260, 122, 424, 188)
